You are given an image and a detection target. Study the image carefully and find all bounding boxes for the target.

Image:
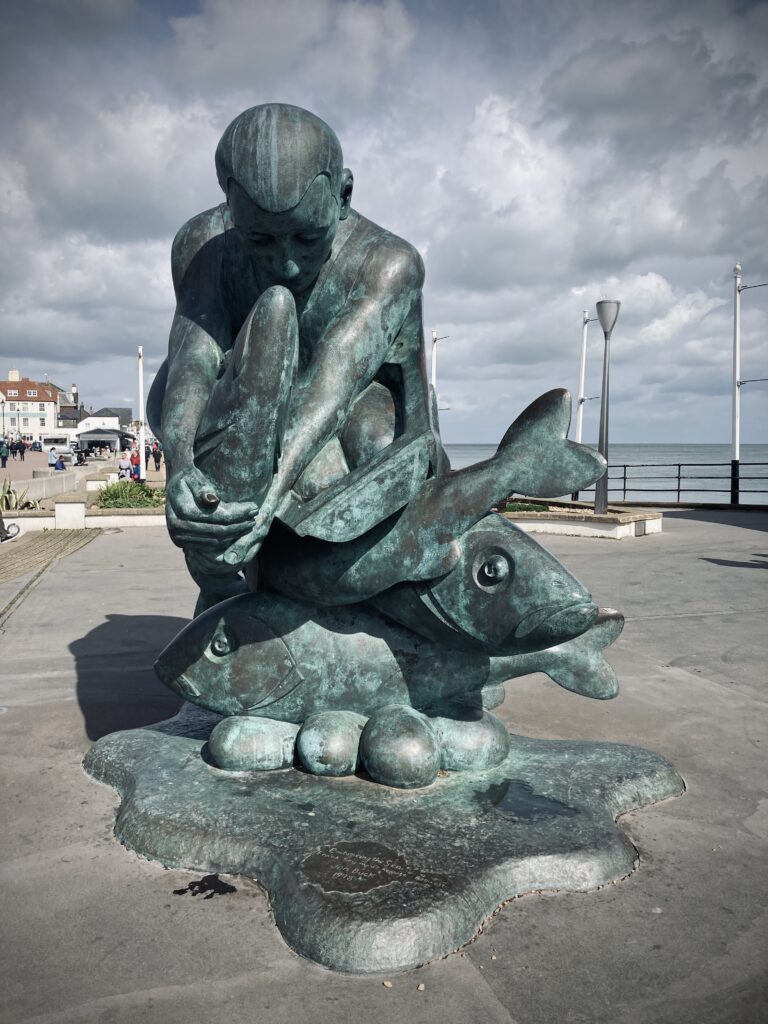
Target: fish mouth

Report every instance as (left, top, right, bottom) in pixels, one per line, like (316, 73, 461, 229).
(513, 601, 599, 645)
(154, 656, 201, 699)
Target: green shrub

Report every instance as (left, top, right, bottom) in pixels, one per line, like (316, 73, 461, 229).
(97, 481, 166, 509)
(1, 479, 41, 510)
(504, 501, 548, 513)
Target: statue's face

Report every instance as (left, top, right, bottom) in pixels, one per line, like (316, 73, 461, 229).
(228, 175, 341, 296)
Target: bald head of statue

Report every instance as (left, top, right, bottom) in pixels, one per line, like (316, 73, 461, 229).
(216, 103, 351, 213)
(216, 104, 354, 294)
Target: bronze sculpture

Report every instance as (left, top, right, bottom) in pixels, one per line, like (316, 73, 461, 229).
(85, 104, 683, 972)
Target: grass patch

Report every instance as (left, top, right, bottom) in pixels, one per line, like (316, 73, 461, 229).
(97, 481, 166, 509)
(504, 501, 549, 512)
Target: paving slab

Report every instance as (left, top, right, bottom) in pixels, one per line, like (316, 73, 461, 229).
(0, 514, 766, 1023)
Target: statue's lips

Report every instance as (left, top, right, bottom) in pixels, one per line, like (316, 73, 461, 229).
(513, 601, 599, 643)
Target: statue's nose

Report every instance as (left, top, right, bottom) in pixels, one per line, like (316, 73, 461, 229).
(280, 259, 300, 280)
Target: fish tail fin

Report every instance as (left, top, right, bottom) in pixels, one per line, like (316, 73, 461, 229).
(495, 389, 606, 498)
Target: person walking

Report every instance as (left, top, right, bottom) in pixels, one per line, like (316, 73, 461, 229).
(152, 441, 162, 471)
(10, 440, 17, 460)
(130, 447, 141, 481)
(47, 446, 58, 468)
(0, 440, 9, 469)
(17, 441, 25, 462)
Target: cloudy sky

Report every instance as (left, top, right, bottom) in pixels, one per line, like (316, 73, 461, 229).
(1, 0, 766, 444)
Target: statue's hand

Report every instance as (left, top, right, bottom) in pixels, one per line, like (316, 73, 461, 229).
(218, 485, 291, 568)
(166, 466, 260, 550)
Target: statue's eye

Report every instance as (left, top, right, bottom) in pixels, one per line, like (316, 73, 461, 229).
(477, 554, 511, 587)
(210, 630, 234, 656)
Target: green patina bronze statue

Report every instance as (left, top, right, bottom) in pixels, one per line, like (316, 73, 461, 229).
(84, 105, 684, 972)
(146, 103, 617, 787)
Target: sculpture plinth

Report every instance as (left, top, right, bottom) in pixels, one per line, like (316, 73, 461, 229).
(84, 704, 683, 973)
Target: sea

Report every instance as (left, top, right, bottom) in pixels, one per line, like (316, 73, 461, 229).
(443, 443, 768, 505)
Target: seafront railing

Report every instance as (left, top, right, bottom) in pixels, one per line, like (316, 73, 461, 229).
(575, 461, 768, 505)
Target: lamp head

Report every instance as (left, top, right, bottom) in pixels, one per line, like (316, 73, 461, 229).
(733, 262, 742, 277)
(596, 299, 621, 339)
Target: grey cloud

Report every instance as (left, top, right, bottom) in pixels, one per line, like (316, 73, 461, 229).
(542, 31, 767, 163)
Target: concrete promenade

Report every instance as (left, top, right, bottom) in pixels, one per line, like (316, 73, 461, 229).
(1, 511, 766, 1023)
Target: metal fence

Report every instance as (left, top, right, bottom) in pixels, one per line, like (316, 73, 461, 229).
(576, 462, 768, 505)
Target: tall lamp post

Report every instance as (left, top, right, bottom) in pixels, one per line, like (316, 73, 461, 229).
(430, 330, 450, 392)
(731, 262, 768, 505)
(593, 299, 621, 515)
(137, 346, 146, 481)
(575, 310, 599, 444)
(430, 329, 451, 412)
(571, 310, 600, 501)
(1, 397, 5, 438)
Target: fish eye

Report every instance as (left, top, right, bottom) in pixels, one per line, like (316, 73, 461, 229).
(210, 629, 235, 657)
(476, 554, 511, 587)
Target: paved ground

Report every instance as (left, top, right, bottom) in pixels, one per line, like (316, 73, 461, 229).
(0, 511, 766, 1023)
(0, 449, 51, 483)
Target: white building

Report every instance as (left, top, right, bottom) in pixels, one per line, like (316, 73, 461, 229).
(0, 370, 59, 442)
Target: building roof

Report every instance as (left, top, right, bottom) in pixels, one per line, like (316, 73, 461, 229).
(78, 428, 136, 443)
(90, 407, 133, 423)
(0, 379, 57, 401)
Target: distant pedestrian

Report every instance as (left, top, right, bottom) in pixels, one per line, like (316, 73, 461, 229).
(10, 441, 17, 460)
(145, 443, 152, 469)
(152, 442, 162, 471)
(0, 441, 9, 469)
(48, 447, 58, 468)
(17, 441, 25, 462)
(117, 451, 132, 480)
(130, 447, 141, 481)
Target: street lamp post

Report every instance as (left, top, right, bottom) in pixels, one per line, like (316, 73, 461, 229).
(1, 398, 5, 438)
(138, 346, 146, 481)
(731, 261, 768, 505)
(430, 330, 450, 392)
(593, 299, 621, 515)
(571, 310, 600, 501)
(575, 310, 598, 444)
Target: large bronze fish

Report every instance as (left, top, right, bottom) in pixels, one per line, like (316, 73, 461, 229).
(155, 517, 623, 723)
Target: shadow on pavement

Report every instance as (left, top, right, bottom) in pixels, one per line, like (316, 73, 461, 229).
(700, 553, 768, 570)
(663, 508, 768, 532)
(71, 613, 186, 740)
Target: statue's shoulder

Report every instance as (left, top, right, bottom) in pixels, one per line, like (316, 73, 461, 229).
(171, 205, 227, 292)
(345, 212, 425, 291)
